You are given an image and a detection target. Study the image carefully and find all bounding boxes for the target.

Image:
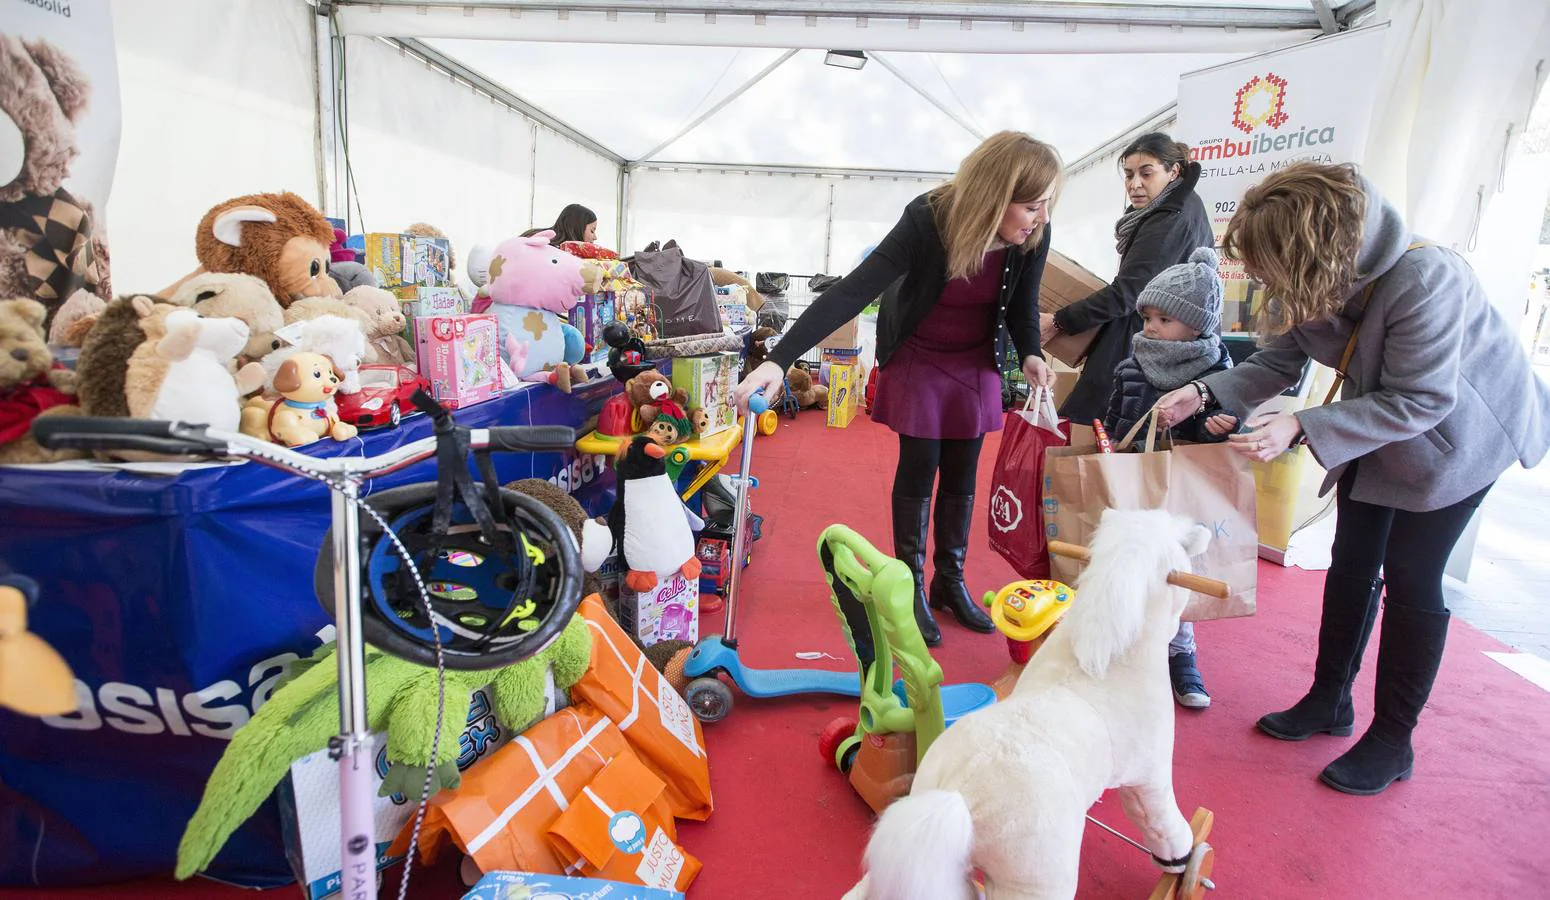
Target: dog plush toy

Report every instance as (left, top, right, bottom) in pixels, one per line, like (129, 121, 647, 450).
(843, 508, 1212, 900)
(240, 351, 358, 447)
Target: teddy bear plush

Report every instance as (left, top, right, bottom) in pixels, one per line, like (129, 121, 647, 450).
(170, 273, 287, 365)
(162, 192, 340, 308)
(0, 36, 111, 332)
(624, 370, 687, 429)
(786, 365, 829, 409)
(341, 285, 414, 366)
(0, 298, 83, 464)
(125, 302, 265, 432)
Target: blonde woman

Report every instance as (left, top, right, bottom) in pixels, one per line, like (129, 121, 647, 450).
(1156, 162, 1550, 795)
(734, 131, 1061, 646)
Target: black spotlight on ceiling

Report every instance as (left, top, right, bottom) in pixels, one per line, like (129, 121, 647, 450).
(824, 50, 868, 70)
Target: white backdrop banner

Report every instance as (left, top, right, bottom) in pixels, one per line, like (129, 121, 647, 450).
(1, 0, 120, 328)
(1176, 25, 1389, 333)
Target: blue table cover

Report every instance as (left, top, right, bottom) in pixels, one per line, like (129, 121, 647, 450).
(0, 380, 620, 889)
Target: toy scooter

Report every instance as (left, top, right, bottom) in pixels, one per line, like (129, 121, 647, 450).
(812, 525, 996, 812)
(679, 393, 989, 725)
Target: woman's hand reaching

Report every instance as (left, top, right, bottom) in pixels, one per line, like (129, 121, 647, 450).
(1204, 414, 1238, 436)
(732, 360, 786, 414)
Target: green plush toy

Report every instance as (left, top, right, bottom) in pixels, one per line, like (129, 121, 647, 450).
(175, 614, 592, 880)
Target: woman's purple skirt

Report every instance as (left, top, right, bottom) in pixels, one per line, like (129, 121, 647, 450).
(871, 340, 1004, 440)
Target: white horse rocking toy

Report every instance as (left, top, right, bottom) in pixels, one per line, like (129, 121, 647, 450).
(843, 508, 1213, 900)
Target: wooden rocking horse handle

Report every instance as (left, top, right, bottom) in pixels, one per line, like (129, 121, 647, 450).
(1046, 541, 1230, 600)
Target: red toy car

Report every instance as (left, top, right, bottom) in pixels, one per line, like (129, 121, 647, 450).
(335, 364, 430, 429)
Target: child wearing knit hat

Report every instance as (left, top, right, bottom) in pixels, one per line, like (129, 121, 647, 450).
(1101, 245, 1238, 709)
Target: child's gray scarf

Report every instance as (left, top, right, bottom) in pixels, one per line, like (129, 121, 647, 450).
(1131, 332, 1221, 391)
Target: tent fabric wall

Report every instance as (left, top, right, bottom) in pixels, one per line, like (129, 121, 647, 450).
(624, 167, 938, 276)
(532, 129, 622, 248)
(105, 0, 319, 295)
(341, 35, 535, 278)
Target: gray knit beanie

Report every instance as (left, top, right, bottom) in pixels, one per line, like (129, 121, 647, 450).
(1135, 246, 1223, 335)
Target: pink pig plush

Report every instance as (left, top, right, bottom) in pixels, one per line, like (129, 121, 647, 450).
(486, 230, 589, 391)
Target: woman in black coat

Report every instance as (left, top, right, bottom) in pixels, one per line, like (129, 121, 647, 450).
(1040, 133, 1215, 424)
(733, 132, 1060, 647)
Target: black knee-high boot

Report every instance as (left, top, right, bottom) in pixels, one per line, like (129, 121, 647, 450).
(1319, 604, 1450, 795)
(1258, 573, 1382, 741)
(892, 493, 940, 646)
(927, 491, 994, 633)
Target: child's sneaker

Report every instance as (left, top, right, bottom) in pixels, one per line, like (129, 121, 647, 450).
(1169, 652, 1211, 709)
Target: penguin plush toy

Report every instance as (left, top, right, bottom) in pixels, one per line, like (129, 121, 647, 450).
(587, 435, 704, 593)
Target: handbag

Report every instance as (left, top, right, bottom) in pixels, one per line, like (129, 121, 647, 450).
(629, 244, 722, 339)
(987, 387, 1069, 579)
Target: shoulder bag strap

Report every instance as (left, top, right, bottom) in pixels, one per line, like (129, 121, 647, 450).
(1321, 240, 1432, 407)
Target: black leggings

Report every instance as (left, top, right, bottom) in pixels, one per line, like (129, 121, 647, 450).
(1329, 465, 1493, 613)
(894, 435, 985, 499)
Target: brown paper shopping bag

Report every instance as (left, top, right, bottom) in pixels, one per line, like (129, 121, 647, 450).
(1041, 409, 1258, 621)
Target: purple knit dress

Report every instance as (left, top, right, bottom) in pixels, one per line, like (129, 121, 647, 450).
(872, 249, 1006, 440)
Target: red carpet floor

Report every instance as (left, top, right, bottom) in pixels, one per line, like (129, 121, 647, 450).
(7, 411, 1549, 899)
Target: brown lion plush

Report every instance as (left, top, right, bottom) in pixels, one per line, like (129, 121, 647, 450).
(165, 192, 340, 308)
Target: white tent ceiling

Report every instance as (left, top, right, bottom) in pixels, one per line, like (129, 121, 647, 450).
(422, 41, 1241, 171)
(332, 1, 1375, 174)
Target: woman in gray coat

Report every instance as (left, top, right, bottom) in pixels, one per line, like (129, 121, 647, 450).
(1156, 162, 1550, 796)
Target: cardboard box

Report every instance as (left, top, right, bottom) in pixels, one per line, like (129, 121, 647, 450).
(402, 286, 463, 319)
(366, 232, 454, 300)
(818, 316, 860, 350)
(826, 362, 861, 428)
(1040, 249, 1109, 367)
(619, 572, 699, 647)
(415, 313, 504, 408)
(669, 352, 737, 437)
(818, 347, 862, 387)
(1052, 357, 1081, 410)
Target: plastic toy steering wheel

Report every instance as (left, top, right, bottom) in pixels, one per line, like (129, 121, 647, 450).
(987, 579, 1074, 643)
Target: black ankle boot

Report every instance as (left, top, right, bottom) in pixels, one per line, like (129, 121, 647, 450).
(1320, 605, 1449, 795)
(927, 492, 994, 633)
(1258, 573, 1382, 741)
(892, 494, 940, 646)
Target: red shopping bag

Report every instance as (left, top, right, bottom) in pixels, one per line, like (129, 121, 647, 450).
(988, 387, 1069, 579)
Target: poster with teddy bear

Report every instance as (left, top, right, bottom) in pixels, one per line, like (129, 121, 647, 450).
(1, 0, 121, 335)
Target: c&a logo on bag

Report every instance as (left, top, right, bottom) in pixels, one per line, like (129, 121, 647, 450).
(990, 486, 1024, 533)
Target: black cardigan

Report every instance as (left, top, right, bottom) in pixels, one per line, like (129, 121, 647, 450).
(768, 193, 1049, 371)
(1052, 163, 1214, 422)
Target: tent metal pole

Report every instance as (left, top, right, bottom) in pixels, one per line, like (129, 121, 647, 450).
(869, 52, 985, 142)
(1309, 0, 1339, 34)
(394, 38, 624, 165)
(823, 182, 836, 273)
(637, 49, 799, 162)
(530, 121, 540, 227)
(618, 166, 631, 253)
(338, 1, 1325, 31)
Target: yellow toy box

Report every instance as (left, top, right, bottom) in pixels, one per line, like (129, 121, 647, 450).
(826, 362, 861, 428)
